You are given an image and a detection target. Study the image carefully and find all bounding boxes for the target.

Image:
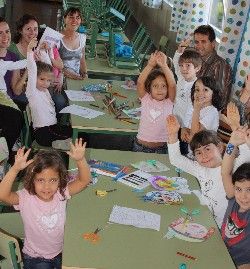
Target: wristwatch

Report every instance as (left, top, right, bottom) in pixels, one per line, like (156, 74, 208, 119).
(225, 143, 235, 155)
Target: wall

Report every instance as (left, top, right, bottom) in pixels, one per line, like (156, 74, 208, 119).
(126, 0, 177, 57)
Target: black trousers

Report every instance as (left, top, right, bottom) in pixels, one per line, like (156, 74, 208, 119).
(0, 104, 23, 152)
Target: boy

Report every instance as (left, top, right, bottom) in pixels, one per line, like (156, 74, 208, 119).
(166, 115, 250, 228)
(172, 41, 202, 154)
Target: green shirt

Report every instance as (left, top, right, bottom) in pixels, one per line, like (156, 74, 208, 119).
(8, 42, 26, 60)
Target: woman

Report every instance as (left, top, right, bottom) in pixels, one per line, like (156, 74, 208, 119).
(8, 14, 39, 110)
(59, 7, 87, 80)
(0, 17, 23, 160)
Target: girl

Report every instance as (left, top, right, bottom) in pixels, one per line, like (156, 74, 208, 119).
(27, 38, 72, 148)
(166, 115, 250, 228)
(133, 51, 176, 154)
(59, 7, 87, 80)
(221, 127, 250, 269)
(0, 138, 91, 269)
(183, 76, 222, 142)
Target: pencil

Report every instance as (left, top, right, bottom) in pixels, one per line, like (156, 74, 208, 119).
(120, 119, 136, 125)
(176, 251, 197, 261)
(90, 104, 100, 108)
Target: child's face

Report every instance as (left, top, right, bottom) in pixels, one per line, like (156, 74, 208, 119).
(234, 180, 250, 212)
(150, 76, 168, 101)
(193, 80, 213, 107)
(194, 143, 222, 168)
(34, 167, 60, 202)
(37, 72, 53, 91)
(179, 62, 200, 82)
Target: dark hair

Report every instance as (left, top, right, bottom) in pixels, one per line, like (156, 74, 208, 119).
(194, 25, 216, 42)
(191, 76, 223, 110)
(179, 49, 202, 68)
(13, 14, 39, 43)
(232, 163, 250, 184)
(190, 130, 222, 152)
(36, 61, 53, 76)
(144, 68, 168, 96)
(63, 7, 83, 20)
(0, 16, 7, 24)
(24, 150, 68, 198)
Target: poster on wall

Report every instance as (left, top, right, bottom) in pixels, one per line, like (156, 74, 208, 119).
(142, 0, 163, 9)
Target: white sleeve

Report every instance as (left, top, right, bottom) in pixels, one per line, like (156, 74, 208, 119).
(184, 105, 194, 128)
(173, 51, 183, 79)
(168, 141, 202, 178)
(38, 50, 52, 65)
(200, 107, 219, 131)
(26, 51, 37, 97)
(234, 144, 250, 170)
(6, 59, 27, 70)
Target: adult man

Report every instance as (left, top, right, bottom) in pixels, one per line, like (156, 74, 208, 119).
(194, 25, 233, 108)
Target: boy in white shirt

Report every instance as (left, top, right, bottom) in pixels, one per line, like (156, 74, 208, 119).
(173, 41, 202, 154)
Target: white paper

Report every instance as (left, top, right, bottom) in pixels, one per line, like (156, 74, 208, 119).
(109, 205, 161, 231)
(59, 104, 104, 119)
(65, 90, 95, 102)
(131, 160, 170, 172)
(39, 27, 63, 48)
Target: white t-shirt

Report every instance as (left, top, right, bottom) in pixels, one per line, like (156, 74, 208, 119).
(26, 51, 57, 128)
(168, 141, 250, 227)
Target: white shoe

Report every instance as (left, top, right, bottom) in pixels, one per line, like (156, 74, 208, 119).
(52, 138, 71, 151)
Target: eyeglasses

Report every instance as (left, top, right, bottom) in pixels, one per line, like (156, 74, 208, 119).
(35, 178, 59, 185)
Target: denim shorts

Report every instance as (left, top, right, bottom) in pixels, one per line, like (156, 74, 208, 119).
(23, 252, 62, 269)
(132, 138, 168, 154)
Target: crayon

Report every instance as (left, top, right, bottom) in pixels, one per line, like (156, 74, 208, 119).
(90, 104, 100, 108)
(176, 251, 197, 261)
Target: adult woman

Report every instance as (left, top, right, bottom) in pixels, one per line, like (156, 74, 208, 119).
(0, 17, 23, 159)
(59, 7, 87, 80)
(8, 14, 39, 110)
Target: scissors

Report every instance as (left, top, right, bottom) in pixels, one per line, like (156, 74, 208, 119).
(83, 227, 101, 243)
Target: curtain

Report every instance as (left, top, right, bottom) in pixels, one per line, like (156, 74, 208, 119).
(169, 0, 211, 42)
(218, 1, 250, 92)
(142, 0, 163, 9)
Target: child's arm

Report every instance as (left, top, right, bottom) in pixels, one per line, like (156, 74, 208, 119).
(67, 138, 91, 196)
(166, 115, 201, 177)
(190, 98, 202, 134)
(50, 47, 63, 70)
(0, 148, 33, 205)
(156, 51, 176, 102)
(240, 74, 250, 104)
(7, 60, 27, 71)
(137, 52, 157, 98)
(224, 102, 241, 131)
(221, 127, 247, 198)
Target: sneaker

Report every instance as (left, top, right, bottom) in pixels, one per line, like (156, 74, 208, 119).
(52, 138, 71, 151)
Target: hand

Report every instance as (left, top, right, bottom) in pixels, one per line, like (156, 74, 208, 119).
(27, 38, 38, 52)
(177, 39, 191, 53)
(166, 115, 180, 136)
(39, 41, 49, 51)
(226, 102, 240, 131)
(67, 138, 86, 161)
(13, 148, 33, 173)
(147, 52, 157, 67)
(245, 128, 250, 148)
(156, 51, 167, 68)
(193, 96, 204, 111)
(229, 126, 248, 146)
(181, 128, 191, 142)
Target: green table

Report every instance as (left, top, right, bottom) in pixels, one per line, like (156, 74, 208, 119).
(66, 78, 139, 141)
(62, 149, 235, 269)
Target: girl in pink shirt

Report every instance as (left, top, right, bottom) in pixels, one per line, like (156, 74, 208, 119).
(133, 51, 176, 154)
(0, 138, 91, 269)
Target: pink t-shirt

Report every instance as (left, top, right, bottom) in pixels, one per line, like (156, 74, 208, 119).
(14, 188, 71, 259)
(137, 93, 173, 142)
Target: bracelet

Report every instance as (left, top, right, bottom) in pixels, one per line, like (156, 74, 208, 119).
(225, 143, 235, 155)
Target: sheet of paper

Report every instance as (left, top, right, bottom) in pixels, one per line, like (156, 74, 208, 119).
(59, 104, 104, 119)
(109, 205, 161, 231)
(65, 90, 95, 102)
(131, 160, 170, 172)
(38, 26, 63, 48)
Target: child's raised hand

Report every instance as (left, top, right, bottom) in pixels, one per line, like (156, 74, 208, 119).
(226, 102, 240, 131)
(229, 125, 248, 146)
(156, 51, 168, 68)
(181, 128, 191, 143)
(27, 38, 38, 52)
(166, 115, 180, 136)
(13, 147, 33, 172)
(147, 52, 157, 67)
(177, 39, 191, 53)
(245, 128, 250, 148)
(67, 138, 86, 161)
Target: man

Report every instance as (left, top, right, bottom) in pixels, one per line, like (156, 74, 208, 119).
(194, 25, 233, 109)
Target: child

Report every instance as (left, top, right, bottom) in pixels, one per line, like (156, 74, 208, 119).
(172, 42, 202, 154)
(132, 51, 176, 154)
(166, 115, 250, 227)
(221, 127, 250, 269)
(26, 38, 72, 148)
(0, 59, 27, 91)
(0, 138, 91, 268)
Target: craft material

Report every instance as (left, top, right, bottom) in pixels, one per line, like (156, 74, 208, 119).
(82, 84, 107, 92)
(117, 170, 152, 190)
(148, 176, 191, 194)
(122, 107, 141, 120)
(176, 252, 197, 261)
(65, 90, 95, 102)
(96, 189, 117, 197)
(179, 263, 187, 269)
(142, 190, 183, 205)
(68, 168, 98, 185)
(109, 205, 161, 231)
(131, 160, 170, 173)
(90, 104, 100, 108)
(83, 228, 101, 243)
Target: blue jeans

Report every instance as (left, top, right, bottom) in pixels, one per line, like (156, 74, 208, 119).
(132, 138, 168, 154)
(23, 253, 62, 269)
